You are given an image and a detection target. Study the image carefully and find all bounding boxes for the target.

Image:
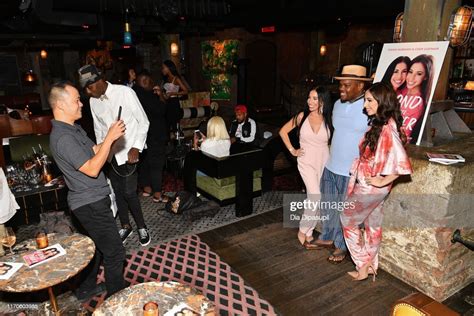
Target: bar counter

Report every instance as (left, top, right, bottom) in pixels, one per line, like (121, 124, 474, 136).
(380, 133, 474, 301)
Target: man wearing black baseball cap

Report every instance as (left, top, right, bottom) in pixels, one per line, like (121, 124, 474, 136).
(78, 64, 151, 247)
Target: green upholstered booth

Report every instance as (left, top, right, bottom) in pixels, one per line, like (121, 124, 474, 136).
(196, 169, 262, 202)
(184, 149, 264, 217)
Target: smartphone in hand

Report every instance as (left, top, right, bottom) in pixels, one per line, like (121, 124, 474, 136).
(194, 130, 202, 140)
(117, 106, 122, 120)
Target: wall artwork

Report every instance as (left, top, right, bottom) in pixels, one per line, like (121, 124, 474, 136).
(201, 40, 239, 100)
(373, 41, 449, 145)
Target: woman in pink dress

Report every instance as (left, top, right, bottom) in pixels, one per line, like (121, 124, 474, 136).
(279, 86, 334, 249)
(341, 82, 412, 281)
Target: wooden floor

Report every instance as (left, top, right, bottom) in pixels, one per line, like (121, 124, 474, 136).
(199, 208, 473, 316)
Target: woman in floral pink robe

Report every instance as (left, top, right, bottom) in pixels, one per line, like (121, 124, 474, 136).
(341, 83, 412, 281)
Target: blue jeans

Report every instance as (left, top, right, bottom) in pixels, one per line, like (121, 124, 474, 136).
(319, 168, 349, 251)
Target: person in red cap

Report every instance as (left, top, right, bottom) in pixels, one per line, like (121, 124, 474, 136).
(229, 105, 257, 153)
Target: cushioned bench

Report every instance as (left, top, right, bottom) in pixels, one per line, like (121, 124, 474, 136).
(196, 169, 262, 202)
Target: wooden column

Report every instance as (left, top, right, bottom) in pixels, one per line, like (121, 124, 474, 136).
(403, 0, 461, 100)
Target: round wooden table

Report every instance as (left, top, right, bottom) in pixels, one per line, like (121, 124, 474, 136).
(0, 233, 95, 315)
(93, 281, 215, 316)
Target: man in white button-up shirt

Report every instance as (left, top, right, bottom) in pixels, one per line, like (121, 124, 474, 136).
(78, 64, 151, 247)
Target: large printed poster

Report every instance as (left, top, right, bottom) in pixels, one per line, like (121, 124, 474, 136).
(373, 41, 449, 145)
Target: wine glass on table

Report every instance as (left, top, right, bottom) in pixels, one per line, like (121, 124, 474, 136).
(2, 227, 16, 255)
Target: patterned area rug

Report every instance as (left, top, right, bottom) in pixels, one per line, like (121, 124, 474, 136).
(121, 191, 283, 252)
(15, 191, 284, 254)
(85, 235, 277, 315)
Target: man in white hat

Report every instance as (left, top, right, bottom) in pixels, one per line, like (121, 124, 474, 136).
(314, 65, 372, 263)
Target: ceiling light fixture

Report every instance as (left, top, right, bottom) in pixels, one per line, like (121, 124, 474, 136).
(447, 6, 473, 47)
(124, 8, 132, 45)
(40, 49, 47, 59)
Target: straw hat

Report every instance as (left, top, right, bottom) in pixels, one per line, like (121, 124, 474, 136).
(334, 65, 373, 81)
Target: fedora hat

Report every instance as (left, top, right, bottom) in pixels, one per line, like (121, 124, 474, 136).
(334, 65, 373, 81)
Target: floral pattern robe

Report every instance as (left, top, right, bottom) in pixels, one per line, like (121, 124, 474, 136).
(340, 118, 412, 270)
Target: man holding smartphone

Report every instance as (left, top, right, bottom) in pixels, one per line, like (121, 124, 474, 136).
(78, 64, 151, 247)
(49, 81, 126, 300)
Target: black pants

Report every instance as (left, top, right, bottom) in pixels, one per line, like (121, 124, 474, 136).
(138, 140, 167, 193)
(73, 197, 126, 295)
(261, 137, 284, 192)
(183, 150, 198, 193)
(107, 159, 146, 229)
(230, 142, 256, 155)
(167, 98, 183, 132)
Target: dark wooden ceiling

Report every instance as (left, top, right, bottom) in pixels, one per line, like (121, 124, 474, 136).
(0, 0, 406, 40)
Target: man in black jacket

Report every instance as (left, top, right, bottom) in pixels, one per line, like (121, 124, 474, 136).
(133, 70, 170, 203)
(228, 105, 257, 154)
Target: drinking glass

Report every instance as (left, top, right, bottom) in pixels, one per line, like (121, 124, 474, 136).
(1, 227, 16, 255)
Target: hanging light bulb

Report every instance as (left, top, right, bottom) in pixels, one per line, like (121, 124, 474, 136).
(124, 8, 132, 45)
(40, 49, 47, 59)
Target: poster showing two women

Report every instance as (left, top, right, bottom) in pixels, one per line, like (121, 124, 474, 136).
(373, 41, 449, 145)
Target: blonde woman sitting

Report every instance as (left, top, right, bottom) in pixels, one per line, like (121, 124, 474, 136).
(193, 116, 230, 158)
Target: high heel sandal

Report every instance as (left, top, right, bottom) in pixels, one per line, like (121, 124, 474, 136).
(348, 263, 377, 282)
(297, 232, 321, 250)
(297, 232, 306, 246)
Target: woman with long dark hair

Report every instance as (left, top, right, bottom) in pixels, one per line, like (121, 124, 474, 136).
(162, 60, 188, 132)
(279, 86, 334, 249)
(340, 82, 412, 281)
(398, 54, 434, 141)
(381, 56, 411, 92)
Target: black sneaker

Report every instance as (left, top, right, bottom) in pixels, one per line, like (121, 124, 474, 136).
(74, 283, 106, 302)
(138, 228, 151, 246)
(118, 227, 133, 244)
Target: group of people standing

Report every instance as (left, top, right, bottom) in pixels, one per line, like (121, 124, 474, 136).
(280, 64, 413, 281)
(47, 59, 188, 301)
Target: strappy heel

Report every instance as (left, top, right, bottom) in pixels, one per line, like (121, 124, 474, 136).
(348, 263, 377, 282)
